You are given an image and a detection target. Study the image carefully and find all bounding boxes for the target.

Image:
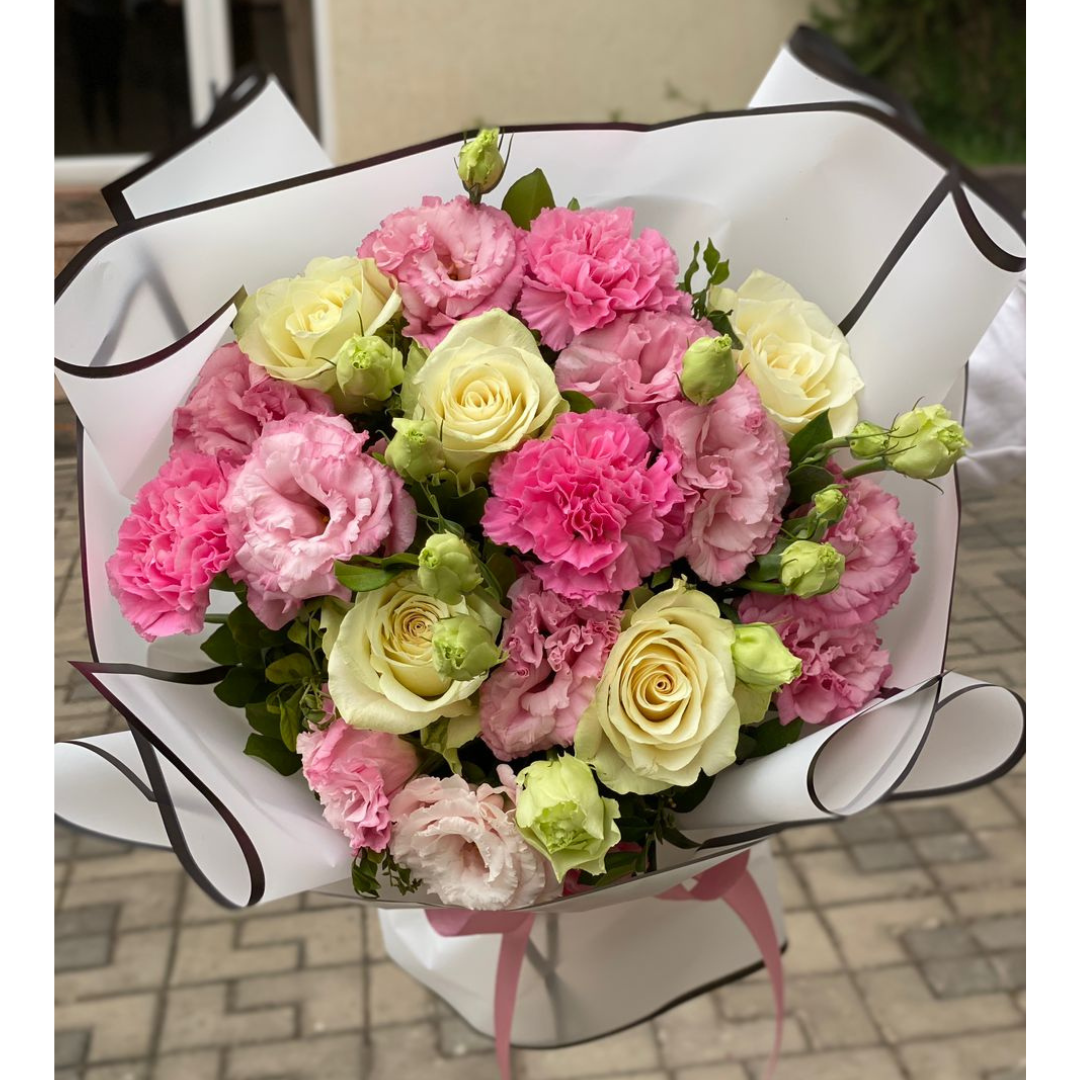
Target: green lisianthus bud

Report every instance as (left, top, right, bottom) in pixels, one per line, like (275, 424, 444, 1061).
(458, 128, 505, 197)
(732, 623, 802, 692)
(733, 682, 773, 726)
(811, 485, 848, 526)
(431, 614, 505, 681)
(384, 417, 446, 482)
(888, 405, 969, 480)
(848, 421, 890, 460)
(332, 334, 404, 412)
(516, 756, 622, 882)
(418, 533, 483, 605)
(679, 334, 738, 405)
(779, 541, 845, 598)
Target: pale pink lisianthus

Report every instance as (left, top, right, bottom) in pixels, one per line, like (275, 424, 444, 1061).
(482, 410, 685, 605)
(297, 716, 418, 853)
(655, 378, 790, 586)
(741, 614, 892, 726)
(224, 414, 416, 629)
(518, 207, 687, 350)
(389, 771, 555, 910)
(357, 195, 525, 348)
(555, 310, 714, 426)
(106, 451, 234, 641)
(740, 466, 918, 629)
(479, 573, 622, 761)
(172, 344, 335, 469)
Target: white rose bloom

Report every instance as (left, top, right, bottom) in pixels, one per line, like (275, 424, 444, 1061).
(407, 309, 566, 488)
(708, 270, 863, 436)
(575, 580, 741, 795)
(235, 256, 401, 391)
(327, 572, 500, 734)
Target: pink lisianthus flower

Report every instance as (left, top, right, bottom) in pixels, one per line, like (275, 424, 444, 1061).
(555, 310, 714, 426)
(357, 195, 525, 348)
(224, 414, 416, 629)
(740, 466, 918, 629)
(106, 451, 234, 641)
(172, 344, 335, 469)
(740, 612, 893, 726)
(482, 410, 685, 605)
(297, 715, 418, 854)
(518, 206, 687, 350)
(655, 378, 790, 586)
(389, 771, 555, 910)
(479, 573, 622, 761)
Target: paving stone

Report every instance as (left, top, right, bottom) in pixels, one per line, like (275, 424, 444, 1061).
(746, 1046, 906, 1079)
(368, 960, 437, 1026)
(890, 806, 963, 836)
(929, 828, 1025, 891)
(63, 873, 183, 931)
(793, 849, 934, 905)
(922, 955, 1002, 997)
(153, 1050, 223, 1080)
(237, 908, 364, 967)
(969, 915, 1025, 951)
(777, 823, 841, 852)
(777, 910, 843, 975)
(832, 811, 899, 844)
(55, 1027, 90, 1069)
(822, 896, 953, 968)
(56, 928, 174, 1004)
(850, 840, 920, 872)
(952, 885, 1026, 919)
(519, 1022, 661, 1078)
(55, 994, 159, 1062)
(897, 1029, 1026, 1079)
(159, 984, 296, 1053)
(233, 966, 365, 1037)
(672, 1066, 750, 1080)
(226, 1032, 366, 1080)
(913, 832, 988, 864)
(902, 924, 978, 961)
(83, 1064, 151, 1080)
(171, 923, 300, 984)
(989, 950, 1026, 991)
(436, 1014, 496, 1058)
(55, 931, 113, 971)
(369, 1022, 499, 1079)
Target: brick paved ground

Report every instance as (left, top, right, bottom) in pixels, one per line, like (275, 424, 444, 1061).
(54, 193, 1025, 1080)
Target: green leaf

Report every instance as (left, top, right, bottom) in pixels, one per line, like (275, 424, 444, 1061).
(787, 464, 837, 508)
(560, 390, 597, 414)
(244, 701, 281, 739)
(680, 240, 701, 293)
(500, 168, 556, 229)
(264, 653, 314, 685)
(787, 412, 834, 468)
(200, 624, 239, 666)
(227, 603, 284, 649)
(243, 734, 302, 775)
(702, 239, 730, 289)
(660, 824, 701, 850)
(334, 563, 401, 593)
(706, 309, 743, 350)
(668, 769, 716, 813)
(484, 545, 518, 598)
(742, 718, 803, 760)
(214, 667, 265, 708)
(209, 571, 242, 593)
(278, 688, 303, 752)
(567, 196, 581, 211)
(650, 567, 673, 589)
(286, 619, 309, 647)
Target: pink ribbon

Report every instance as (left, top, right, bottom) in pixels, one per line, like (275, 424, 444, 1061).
(426, 849, 784, 1080)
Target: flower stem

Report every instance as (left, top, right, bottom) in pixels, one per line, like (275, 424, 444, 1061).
(842, 458, 889, 480)
(733, 579, 785, 594)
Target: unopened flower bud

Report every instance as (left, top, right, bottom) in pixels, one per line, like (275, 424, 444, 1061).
(385, 418, 446, 482)
(332, 334, 404, 412)
(458, 128, 505, 197)
(418, 533, 482, 604)
(779, 541, 845, 598)
(732, 623, 802, 691)
(848, 421, 890, 460)
(680, 334, 738, 405)
(888, 405, 969, 480)
(431, 615, 505, 681)
(811, 485, 848, 526)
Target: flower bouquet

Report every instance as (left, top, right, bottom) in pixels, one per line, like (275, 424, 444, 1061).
(55, 31, 1025, 1060)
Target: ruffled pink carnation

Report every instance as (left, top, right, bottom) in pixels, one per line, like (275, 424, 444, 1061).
(224, 414, 416, 629)
(741, 613, 892, 726)
(740, 466, 918, 629)
(556, 310, 714, 425)
(357, 195, 525, 348)
(655, 378, 790, 586)
(482, 410, 685, 605)
(297, 717, 418, 853)
(518, 207, 687, 350)
(173, 344, 334, 468)
(106, 451, 234, 641)
(389, 771, 554, 910)
(479, 573, 622, 761)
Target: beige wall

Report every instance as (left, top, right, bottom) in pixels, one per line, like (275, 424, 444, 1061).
(322, 0, 821, 162)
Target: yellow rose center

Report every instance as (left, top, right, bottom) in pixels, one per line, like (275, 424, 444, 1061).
(380, 591, 451, 699)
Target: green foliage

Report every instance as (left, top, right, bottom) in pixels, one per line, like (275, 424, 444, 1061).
(737, 718, 804, 761)
(813, 1, 1024, 164)
(501, 168, 556, 228)
(679, 238, 733, 320)
(243, 734, 302, 775)
(351, 848, 422, 899)
(561, 390, 597, 414)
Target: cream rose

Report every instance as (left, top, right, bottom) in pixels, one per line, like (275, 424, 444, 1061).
(327, 572, 501, 734)
(235, 256, 401, 391)
(406, 309, 566, 488)
(574, 580, 741, 794)
(709, 270, 862, 436)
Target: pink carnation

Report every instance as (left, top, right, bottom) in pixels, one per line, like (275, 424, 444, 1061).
(357, 195, 525, 348)
(479, 573, 622, 761)
(173, 344, 334, 468)
(482, 410, 685, 605)
(655, 378, 790, 586)
(518, 207, 687, 350)
(555, 310, 714, 425)
(744, 615, 892, 726)
(106, 451, 234, 641)
(740, 466, 918, 629)
(389, 772, 554, 910)
(224, 414, 416, 629)
(297, 717, 418, 853)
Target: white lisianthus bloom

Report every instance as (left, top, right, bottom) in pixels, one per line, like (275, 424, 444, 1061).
(575, 580, 741, 795)
(235, 256, 401, 391)
(327, 572, 500, 733)
(406, 309, 566, 488)
(708, 270, 862, 436)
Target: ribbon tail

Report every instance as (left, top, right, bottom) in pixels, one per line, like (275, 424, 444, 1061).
(723, 872, 785, 1080)
(493, 913, 536, 1080)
